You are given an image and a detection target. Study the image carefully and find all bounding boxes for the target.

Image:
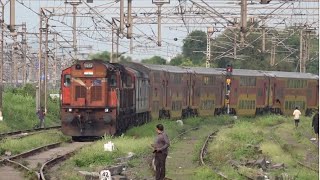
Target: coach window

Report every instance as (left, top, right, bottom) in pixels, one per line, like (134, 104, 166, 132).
(64, 75, 71, 87)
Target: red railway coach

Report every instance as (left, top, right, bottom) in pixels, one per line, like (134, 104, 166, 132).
(220, 69, 270, 116)
(60, 60, 149, 138)
(267, 71, 319, 116)
(124, 63, 190, 119)
(186, 67, 225, 116)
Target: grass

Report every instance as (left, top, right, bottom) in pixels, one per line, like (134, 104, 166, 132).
(0, 130, 70, 155)
(207, 114, 319, 179)
(57, 116, 235, 179)
(0, 84, 60, 132)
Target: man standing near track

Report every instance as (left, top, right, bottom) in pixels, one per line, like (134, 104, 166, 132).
(293, 107, 301, 128)
(152, 124, 170, 180)
(312, 111, 319, 141)
(36, 107, 46, 128)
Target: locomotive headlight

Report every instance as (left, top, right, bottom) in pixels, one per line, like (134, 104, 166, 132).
(68, 108, 72, 112)
(105, 108, 109, 113)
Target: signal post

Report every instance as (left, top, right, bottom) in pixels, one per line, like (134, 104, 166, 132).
(225, 65, 233, 114)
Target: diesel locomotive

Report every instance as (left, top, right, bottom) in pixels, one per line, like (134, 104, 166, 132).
(60, 60, 319, 138)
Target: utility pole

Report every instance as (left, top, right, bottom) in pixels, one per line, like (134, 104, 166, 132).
(261, 17, 266, 53)
(0, 1, 4, 121)
(206, 27, 214, 68)
(240, 0, 247, 47)
(127, 0, 132, 39)
(37, 8, 43, 112)
(299, 28, 304, 72)
(44, 17, 49, 114)
(120, 0, 124, 34)
(110, 20, 115, 63)
(270, 36, 276, 66)
(9, 0, 15, 32)
(157, 4, 162, 46)
(116, 29, 119, 62)
(233, 18, 238, 59)
(53, 33, 57, 89)
(72, 3, 78, 61)
(22, 22, 27, 85)
(12, 31, 17, 87)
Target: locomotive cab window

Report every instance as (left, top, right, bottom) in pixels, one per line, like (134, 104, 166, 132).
(64, 75, 71, 87)
(109, 74, 117, 87)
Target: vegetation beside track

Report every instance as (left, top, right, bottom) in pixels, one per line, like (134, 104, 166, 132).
(0, 84, 60, 132)
(208, 115, 319, 179)
(55, 116, 234, 179)
(0, 130, 70, 156)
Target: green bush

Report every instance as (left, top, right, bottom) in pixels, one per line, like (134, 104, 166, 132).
(0, 84, 60, 132)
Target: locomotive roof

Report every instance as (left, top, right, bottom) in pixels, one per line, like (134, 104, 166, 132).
(265, 71, 319, 79)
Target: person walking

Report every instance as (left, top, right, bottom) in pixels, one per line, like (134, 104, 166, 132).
(293, 107, 301, 128)
(152, 124, 170, 180)
(312, 111, 319, 141)
(36, 107, 46, 128)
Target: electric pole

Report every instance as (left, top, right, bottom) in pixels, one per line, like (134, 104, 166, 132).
(261, 17, 266, 53)
(0, 1, 4, 121)
(206, 27, 214, 68)
(12, 31, 17, 87)
(157, 4, 162, 46)
(270, 36, 276, 66)
(44, 17, 49, 114)
(22, 22, 27, 85)
(120, 0, 124, 34)
(240, 0, 247, 47)
(72, 3, 78, 61)
(127, 0, 132, 39)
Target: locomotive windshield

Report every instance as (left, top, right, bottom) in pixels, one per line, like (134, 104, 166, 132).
(64, 74, 71, 87)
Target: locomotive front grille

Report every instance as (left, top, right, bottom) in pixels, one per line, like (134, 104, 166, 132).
(75, 86, 86, 100)
(91, 86, 102, 101)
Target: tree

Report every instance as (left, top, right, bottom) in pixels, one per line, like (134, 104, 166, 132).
(182, 30, 207, 65)
(88, 51, 132, 63)
(89, 51, 111, 61)
(141, 56, 167, 65)
(169, 54, 184, 66)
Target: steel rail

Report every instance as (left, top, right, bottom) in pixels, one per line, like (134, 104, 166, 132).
(0, 125, 61, 139)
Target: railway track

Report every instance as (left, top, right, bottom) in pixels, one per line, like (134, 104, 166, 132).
(199, 131, 230, 180)
(0, 140, 90, 180)
(0, 125, 61, 139)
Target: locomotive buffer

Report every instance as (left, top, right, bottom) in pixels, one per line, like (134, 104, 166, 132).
(225, 65, 232, 114)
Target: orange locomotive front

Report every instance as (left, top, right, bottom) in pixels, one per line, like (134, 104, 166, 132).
(60, 60, 120, 137)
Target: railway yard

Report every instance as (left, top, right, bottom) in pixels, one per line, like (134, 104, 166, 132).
(0, 115, 318, 180)
(0, 0, 319, 180)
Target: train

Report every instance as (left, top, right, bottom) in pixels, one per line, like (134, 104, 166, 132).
(60, 60, 319, 138)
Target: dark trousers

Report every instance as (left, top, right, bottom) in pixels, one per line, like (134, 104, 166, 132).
(155, 152, 167, 180)
(39, 118, 45, 128)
